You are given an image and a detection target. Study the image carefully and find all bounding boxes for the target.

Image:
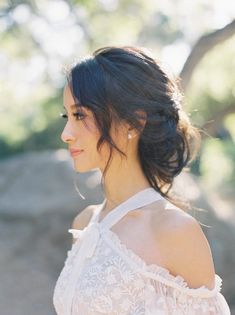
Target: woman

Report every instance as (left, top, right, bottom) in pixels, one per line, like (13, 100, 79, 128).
(53, 46, 231, 314)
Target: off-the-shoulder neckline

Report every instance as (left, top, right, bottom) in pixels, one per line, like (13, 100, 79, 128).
(68, 224, 223, 298)
(102, 226, 223, 297)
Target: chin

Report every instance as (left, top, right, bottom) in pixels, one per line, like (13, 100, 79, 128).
(73, 161, 98, 173)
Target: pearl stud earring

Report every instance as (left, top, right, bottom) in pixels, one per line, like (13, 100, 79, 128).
(127, 132, 132, 139)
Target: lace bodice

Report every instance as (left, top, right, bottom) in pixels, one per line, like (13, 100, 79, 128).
(53, 188, 231, 315)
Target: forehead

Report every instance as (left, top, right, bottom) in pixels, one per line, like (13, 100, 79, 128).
(63, 84, 76, 107)
(63, 104, 78, 110)
(63, 87, 92, 116)
(63, 83, 84, 110)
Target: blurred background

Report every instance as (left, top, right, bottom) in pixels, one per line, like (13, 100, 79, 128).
(0, 0, 235, 314)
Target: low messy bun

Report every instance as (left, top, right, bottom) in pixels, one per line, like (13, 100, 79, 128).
(65, 45, 201, 209)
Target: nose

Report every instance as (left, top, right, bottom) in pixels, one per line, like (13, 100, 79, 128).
(60, 125, 76, 144)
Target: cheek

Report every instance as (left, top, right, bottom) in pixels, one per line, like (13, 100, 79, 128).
(110, 123, 128, 152)
(74, 118, 98, 140)
(98, 128, 128, 163)
(80, 122, 102, 154)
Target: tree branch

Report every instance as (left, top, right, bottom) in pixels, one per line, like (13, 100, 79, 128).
(201, 104, 235, 138)
(180, 19, 235, 92)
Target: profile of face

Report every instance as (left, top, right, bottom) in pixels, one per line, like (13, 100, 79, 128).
(61, 84, 135, 173)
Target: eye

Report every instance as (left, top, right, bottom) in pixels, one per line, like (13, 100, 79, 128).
(60, 112, 68, 119)
(73, 112, 86, 120)
(60, 112, 85, 121)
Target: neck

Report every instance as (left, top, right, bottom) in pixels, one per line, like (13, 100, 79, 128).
(100, 155, 151, 212)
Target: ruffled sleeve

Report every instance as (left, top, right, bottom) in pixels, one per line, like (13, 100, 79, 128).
(68, 228, 83, 240)
(102, 226, 231, 314)
(144, 270, 231, 315)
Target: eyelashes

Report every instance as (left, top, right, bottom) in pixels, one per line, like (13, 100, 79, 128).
(60, 113, 67, 118)
(60, 112, 86, 121)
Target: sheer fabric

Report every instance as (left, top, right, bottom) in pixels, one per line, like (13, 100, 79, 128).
(53, 188, 231, 315)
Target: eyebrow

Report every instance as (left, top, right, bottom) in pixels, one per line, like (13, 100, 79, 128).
(63, 103, 82, 111)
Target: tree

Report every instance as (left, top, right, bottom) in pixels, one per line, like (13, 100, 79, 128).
(180, 19, 235, 92)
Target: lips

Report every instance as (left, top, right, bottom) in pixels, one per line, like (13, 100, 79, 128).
(70, 149, 84, 154)
(69, 149, 84, 157)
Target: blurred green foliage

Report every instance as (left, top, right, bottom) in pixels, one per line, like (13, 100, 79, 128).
(186, 35, 235, 193)
(0, 0, 234, 197)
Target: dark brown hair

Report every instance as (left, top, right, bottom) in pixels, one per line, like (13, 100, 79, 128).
(64, 46, 201, 211)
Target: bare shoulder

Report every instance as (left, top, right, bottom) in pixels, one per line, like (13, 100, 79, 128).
(151, 204, 216, 289)
(72, 204, 98, 230)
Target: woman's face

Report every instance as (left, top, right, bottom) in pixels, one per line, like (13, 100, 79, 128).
(61, 84, 130, 173)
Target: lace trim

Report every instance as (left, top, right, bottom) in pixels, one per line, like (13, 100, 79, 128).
(102, 228, 223, 298)
(67, 226, 223, 297)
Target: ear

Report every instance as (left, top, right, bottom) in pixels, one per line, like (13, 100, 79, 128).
(135, 109, 147, 127)
(129, 109, 147, 134)
(128, 109, 147, 136)
(122, 109, 147, 138)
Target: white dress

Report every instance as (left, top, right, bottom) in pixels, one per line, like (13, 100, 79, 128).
(53, 188, 231, 315)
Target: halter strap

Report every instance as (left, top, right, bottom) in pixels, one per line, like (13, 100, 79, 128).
(65, 188, 164, 315)
(93, 188, 164, 230)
